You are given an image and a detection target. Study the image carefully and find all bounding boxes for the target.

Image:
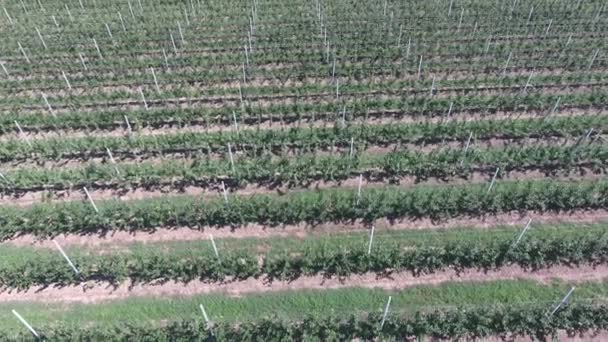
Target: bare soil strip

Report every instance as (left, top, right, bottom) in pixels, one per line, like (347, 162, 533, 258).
(0, 265, 605, 304)
(7, 209, 608, 248)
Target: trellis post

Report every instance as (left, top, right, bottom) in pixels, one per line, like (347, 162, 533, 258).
(53, 240, 80, 275)
(12, 310, 39, 339)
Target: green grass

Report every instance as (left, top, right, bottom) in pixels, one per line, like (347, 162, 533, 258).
(2, 280, 607, 334)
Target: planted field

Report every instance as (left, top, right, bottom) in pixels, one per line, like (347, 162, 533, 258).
(0, 0, 607, 340)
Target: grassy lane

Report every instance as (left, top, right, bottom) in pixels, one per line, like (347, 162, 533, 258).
(1, 280, 606, 333)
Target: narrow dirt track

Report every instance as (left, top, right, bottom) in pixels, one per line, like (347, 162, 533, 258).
(0, 265, 605, 304)
(7, 209, 608, 248)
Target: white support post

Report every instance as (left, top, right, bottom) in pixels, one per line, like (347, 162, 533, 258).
(53, 240, 80, 275)
(349, 137, 354, 158)
(584, 128, 594, 143)
(448, 0, 453, 16)
(380, 296, 392, 329)
(502, 51, 512, 77)
(65, 4, 74, 22)
(35, 27, 48, 49)
(526, 6, 534, 26)
(170, 32, 178, 54)
(512, 218, 532, 247)
(417, 55, 423, 79)
(341, 106, 347, 127)
(406, 37, 411, 59)
(79, 52, 88, 71)
(457, 8, 464, 32)
(93, 38, 103, 59)
(17, 42, 30, 63)
(105, 23, 113, 39)
(523, 71, 534, 93)
(137, 0, 143, 11)
(332, 55, 336, 81)
(150, 67, 160, 94)
(184, 8, 190, 25)
(397, 25, 403, 48)
(248, 29, 253, 52)
(128, 0, 135, 18)
(61, 70, 72, 90)
(199, 304, 210, 323)
(430, 76, 436, 96)
(228, 143, 235, 173)
(118, 12, 126, 31)
(487, 167, 500, 193)
(588, 49, 600, 70)
(123, 115, 132, 134)
(83, 187, 99, 213)
(78, 0, 84, 10)
(52, 15, 59, 27)
(356, 174, 363, 205)
(484, 35, 492, 55)
(139, 87, 148, 110)
(550, 96, 561, 115)
(232, 111, 239, 134)
(548, 287, 575, 316)
(209, 234, 220, 259)
(367, 225, 375, 254)
(244, 46, 249, 67)
(41, 92, 56, 117)
(446, 102, 454, 121)
(162, 48, 169, 69)
(12, 310, 39, 339)
(221, 181, 229, 203)
(0, 62, 8, 76)
(545, 19, 553, 35)
(0, 171, 8, 184)
(177, 21, 185, 44)
(336, 79, 340, 99)
(106, 148, 120, 176)
(3, 7, 14, 26)
(14, 121, 32, 148)
(459, 132, 473, 166)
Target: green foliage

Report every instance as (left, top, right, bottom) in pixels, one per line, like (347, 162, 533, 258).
(6, 303, 608, 341)
(1, 229, 607, 289)
(1, 179, 607, 240)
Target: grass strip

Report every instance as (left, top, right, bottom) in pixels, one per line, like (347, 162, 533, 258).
(2, 281, 608, 340)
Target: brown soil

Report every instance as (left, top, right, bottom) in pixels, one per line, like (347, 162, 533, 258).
(0, 265, 605, 304)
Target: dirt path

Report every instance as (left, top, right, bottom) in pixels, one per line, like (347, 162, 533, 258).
(7, 209, 608, 248)
(0, 265, 605, 304)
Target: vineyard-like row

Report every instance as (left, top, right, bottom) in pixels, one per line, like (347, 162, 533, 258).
(1, 0, 607, 339)
(1, 225, 606, 289)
